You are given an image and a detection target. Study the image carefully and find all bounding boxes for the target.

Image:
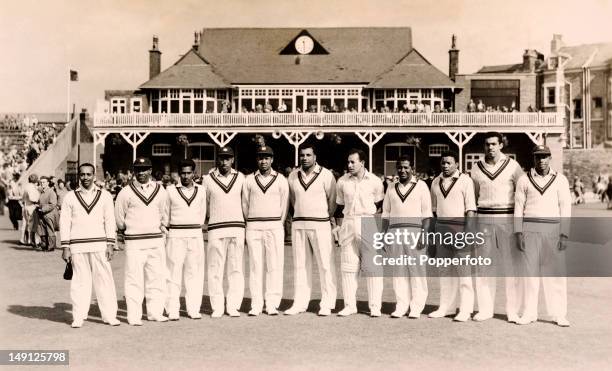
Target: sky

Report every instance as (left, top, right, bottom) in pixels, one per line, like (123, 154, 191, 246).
(1, 0, 611, 114)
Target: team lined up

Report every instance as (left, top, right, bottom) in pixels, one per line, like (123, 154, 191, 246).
(59, 131, 571, 328)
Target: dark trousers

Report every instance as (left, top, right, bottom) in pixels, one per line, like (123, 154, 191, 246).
(7, 200, 22, 230)
(37, 212, 57, 250)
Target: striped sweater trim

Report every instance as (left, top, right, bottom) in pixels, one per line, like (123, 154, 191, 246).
(124, 233, 164, 240)
(207, 221, 246, 231)
(246, 217, 282, 222)
(292, 216, 330, 222)
(389, 222, 423, 229)
(65, 237, 108, 244)
(436, 219, 466, 226)
(477, 207, 515, 214)
(523, 217, 560, 224)
(169, 224, 203, 229)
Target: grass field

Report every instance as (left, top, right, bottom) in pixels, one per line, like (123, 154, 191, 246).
(1, 204, 611, 370)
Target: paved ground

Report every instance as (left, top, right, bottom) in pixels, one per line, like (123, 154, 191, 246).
(0, 204, 611, 370)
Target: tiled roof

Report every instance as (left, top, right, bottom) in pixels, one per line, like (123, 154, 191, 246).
(554, 42, 612, 70)
(140, 49, 231, 89)
(195, 27, 414, 84)
(367, 49, 455, 88)
(477, 63, 524, 74)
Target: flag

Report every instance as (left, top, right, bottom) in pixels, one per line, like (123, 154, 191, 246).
(70, 70, 78, 81)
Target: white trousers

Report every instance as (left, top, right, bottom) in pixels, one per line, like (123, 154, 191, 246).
(165, 237, 205, 317)
(124, 246, 167, 323)
(71, 251, 118, 322)
(207, 233, 245, 313)
(436, 245, 474, 314)
(520, 231, 567, 320)
(339, 217, 383, 312)
(291, 225, 337, 311)
(389, 240, 428, 316)
(475, 222, 523, 318)
(246, 228, 284, 312)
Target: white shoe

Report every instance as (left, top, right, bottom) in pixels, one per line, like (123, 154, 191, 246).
(507, 314, 519, 323)
(248, 309, 261, 316)
(391, 309, 407, 318)
(428, 308, 452, 318)
(105, 318, 121, 326)
(453, 312, 471, 322)
(227, 309, 240, 317)
(168, 313, 180, 321)
(211, 311, 223, 318)
(338, 306, 357, 317)
(516, 316, 537, 325)
(147, 315, 168, 322)
(408, 311, 421, 319)
(370, 309, 382, 317)
(318, 308, 331, 316)
(188, 313, 202, 319)
(555, 317, 570, 327)
(473, 312, 493, 322)
(128, 320, 143, 326)
(71, 320, 83, 328)
(266, 308, 279, 316)
(284, 307, 305, 316)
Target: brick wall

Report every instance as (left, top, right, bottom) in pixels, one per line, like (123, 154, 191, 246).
(563, 148, 612, 184)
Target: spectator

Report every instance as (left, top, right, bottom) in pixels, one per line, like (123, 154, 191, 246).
(36, 176, 58, 251)
(21, 174, 40, 246)
(573, 176, 585, 204)
(55, 179, 68, 207)
(7, 173, 23, 230)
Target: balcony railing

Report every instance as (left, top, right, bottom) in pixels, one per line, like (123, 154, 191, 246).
(94, 112, 562, 128)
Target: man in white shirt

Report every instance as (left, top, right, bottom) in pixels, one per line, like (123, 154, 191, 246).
(285, 143, 337, 316)
(115, 157, 169, 326)
(60, 163, 120, 328)
(204, 146, 246, 318)
(334, 149, 385, 317)
(242, 146, 289, 316)
(382, 156, 432, 318)
(21, 174, 40, 247)
(164, 159, 207, 320)
(471, 132, 524, 322)
(514, 145, 571, 327)
(429, 151, 477, 322)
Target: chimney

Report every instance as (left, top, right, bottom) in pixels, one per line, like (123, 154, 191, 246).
(192, 31, 199, 52)
(149, 35, 162, 79)
(551, 34, 564, 55)
(522, 49, 538, 73)
(448, 34, 459, 81)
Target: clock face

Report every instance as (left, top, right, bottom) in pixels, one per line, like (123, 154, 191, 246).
(295, 36, 314, 55)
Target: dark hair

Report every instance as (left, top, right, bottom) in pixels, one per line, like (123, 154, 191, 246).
(395, 155, 412, 167)
(57, 179, 65, 185)
(440, 151, 459, 163)
(298, 142, 317, 156)
(483, 131, 503, 144)
(179, 159, 196, 171)
(39, 175, 50, 181)
(78, 163, 95, 174)
(347, 148, 366, 162)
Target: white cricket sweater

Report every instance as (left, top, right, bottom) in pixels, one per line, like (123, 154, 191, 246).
(204, 169, 246, 239)
(165, 183, 207, 238)
(382, 178, 432, 228)
(471, 154, 523, 215)
(115, 180, 168, 249)
(242, 170, 289, 230)
(514, 168, 571, 235)
(287, 164, 336, 229)
(59, 186, 116, 253)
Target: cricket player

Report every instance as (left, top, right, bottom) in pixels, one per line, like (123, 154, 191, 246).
(60, 163, 119, 328)
(514, 145, 571, 327)
(334, 149, 385, 317)
(381, 155, 432, 318)
(203, 146, 246, 318)
(164, 159, 207, 320)
(429, 151, 477, 322)
(471, 132, 524, 322)
(115, 157, 169, 326)
(285, 143, 337, 316)
(242, 145, 289, 316)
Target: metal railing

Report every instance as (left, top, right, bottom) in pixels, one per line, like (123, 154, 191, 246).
(94, 112, 562, 128)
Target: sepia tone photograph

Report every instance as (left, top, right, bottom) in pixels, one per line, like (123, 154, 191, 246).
(1, 0, 611, 369)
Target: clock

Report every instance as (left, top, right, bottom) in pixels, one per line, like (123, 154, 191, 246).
(295, 36, 314, 55)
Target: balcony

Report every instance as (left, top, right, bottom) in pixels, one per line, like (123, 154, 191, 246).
(93, 112, 563, 132)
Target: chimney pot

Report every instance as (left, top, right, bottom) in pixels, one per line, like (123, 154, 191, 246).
(149, 36, 162, 79)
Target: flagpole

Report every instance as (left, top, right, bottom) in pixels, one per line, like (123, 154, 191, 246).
(67, 67, 71, 123)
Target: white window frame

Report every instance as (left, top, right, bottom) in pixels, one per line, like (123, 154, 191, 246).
(428, 144, 450, 157)
(130, 97, 143, 114)
(110, 98, 127, 114)
(152, 143, 172, 157)
(543, 83, 557, 108)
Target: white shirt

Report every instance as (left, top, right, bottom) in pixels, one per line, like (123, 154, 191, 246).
(336, 170, 384, 217)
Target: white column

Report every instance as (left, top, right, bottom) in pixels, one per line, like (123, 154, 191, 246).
(445, 131, 476, 171)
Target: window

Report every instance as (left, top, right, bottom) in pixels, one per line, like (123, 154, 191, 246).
(194, 89, 204, 98)
(306, 89, 318, 96)
(170, 89, 179, 99)
(130, 97, 142, 113)
(268, 89, 279, 96)
(464, 153, 484, 172)
(545, 86, 556, 106)
(206, 89, 216, 98)
(152, 144, 172, 157)
(428, 144, 450, 157)
(593, 97, 603, 119)
(434, 89, 442, 98)
(397, 89, 407, 98)
(375, 90, 384, 100)
(217, 90, 227, 100)
(110, 98, 126, 114)
(422, 89, 431, 98)
(321, 89, 331, 96)
(160, 90, 168, 98)
(573, 99, 582, 119)
(189, 143, 216, 175)
(348, 89, 359, 96)
(282, 89, 292, 96)
(334, 89, 346, 96)
(242, 89, 253, 96)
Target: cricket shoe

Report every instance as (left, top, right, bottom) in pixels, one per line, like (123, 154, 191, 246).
(453, 312, 471, 322)
(516, 316, 537, 325)
(227, 309, 240, 317)
(428, 308, 453, 318)
(318, 308, 331, 316)
(147, 315, 168, 322)
(370, 309, 382, 317)
(71, 320, 84, 328)
(284, 307, 305, 316)
(104, 318, 121, 326)
(248, 309, 261, 316)
(266, 308, 279, 316)
(472, 312, 493, 322)
(338, 306, 357, 317)
(188, 313, 202, 320)
(391, 309, 407, 318)
(555, 317, 570, 327)
(211, 311, 224, 318)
